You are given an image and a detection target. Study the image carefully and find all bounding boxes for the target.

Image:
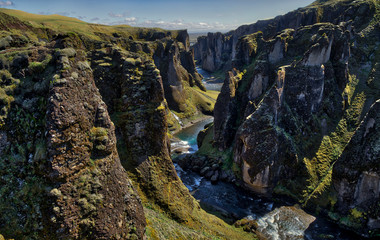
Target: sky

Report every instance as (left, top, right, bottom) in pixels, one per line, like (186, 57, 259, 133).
(0, 0, 315, 33)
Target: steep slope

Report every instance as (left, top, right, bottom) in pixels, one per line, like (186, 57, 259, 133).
(0, 8, 214, 131)
(0, 10, 255, 240)
(192, 0, 376, 72)
(0, 46, 146, 239)
(332, 100, 380, 231)
(196, 0, 380, 237)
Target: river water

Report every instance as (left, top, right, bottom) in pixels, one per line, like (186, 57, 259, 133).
(196, 66, 223, 91)
(172, 119, 362, 240)
(171, 67, 363, 240)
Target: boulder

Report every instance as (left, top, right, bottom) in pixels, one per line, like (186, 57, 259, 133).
(256, 206, 316, 240)
(211, 170, 219, 184)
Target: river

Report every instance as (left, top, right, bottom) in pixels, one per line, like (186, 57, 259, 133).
(170, 68, 363, 240)
(196, 66, 223, 91)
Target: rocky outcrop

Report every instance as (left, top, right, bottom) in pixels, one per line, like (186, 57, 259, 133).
(120, 29, 205, 115)
(192, 0, 376, 72)
(152, 33, 204, 112)
(256, 206, 316, 240)
(0, 11, 211, 240)
(90, 46, 201, 224)
(213, 70, 239, 149)
(192, 32, 233, 72)
(331, 100, 380, 233)
(0, 46, 146, 239)
(47, 50, 146, 239)
(197, 0, 380, 236)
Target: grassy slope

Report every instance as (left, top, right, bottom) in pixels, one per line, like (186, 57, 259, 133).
(145, 207, 256, 240)
(0, 9, 254, 240)
(0, 8, 179, 41)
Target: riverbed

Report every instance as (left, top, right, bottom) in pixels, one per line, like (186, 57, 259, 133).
(197, 66, 223, 91)
(172, 119, 361, 240)
(170, 67, 363, 240)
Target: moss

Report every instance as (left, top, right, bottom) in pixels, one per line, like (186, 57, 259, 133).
(174, 85, 217, 118)
(98, 62, 112, 67)
(50, 188, 62, 198)
(125, 57, 138, 66)
(302, 74, 369, 206)
(28, 54, 52, 74)
(57, 47, 76, 57)
(350, 208, 364, 219)
(144, 207, 257, 240)
(90, 127, 108, 140)
(0, 70, 20, 127)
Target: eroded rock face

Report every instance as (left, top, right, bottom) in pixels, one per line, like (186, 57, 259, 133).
(192, 0, 375, 73)
(91, 46, 202, 225)
(0, 46, 146, 239)
(332, 100, 380, 232)
(211, 23, 349, 194)
(192, 32, 233, 72)
(213, 70, 239, 149)
(152, 32, 204, 112)
(46, 51, 146, 239)
(205, 0, 380, 235)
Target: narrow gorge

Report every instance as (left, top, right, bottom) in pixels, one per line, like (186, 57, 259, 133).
(0, 0, 379, 239)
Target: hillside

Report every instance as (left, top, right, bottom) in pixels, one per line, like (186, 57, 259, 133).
(193, 0, 380, 237)
(0, 9, 252, 240)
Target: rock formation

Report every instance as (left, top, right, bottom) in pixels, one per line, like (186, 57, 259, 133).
(0, 9, 256, 240)
(192, 0, 376, 72)
(0, 46, 146, 239)
(197, 0, 380, 236)
(332, 100, 380, 232)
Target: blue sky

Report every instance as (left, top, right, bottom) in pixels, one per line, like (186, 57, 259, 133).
(0, 0, 315, 32)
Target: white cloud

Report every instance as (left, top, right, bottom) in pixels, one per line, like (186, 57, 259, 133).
(125, 17, 136, 22)
(0, 1, 14, 6)
(108, 18, 238, 33)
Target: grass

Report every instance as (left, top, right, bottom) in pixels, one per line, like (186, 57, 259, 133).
(198, 89, 220, 101)
(173, 85, 218, 119)
(196, 124, 238, 173)
(302, 72, 368, 205)
(145, 207, 257, 240)
(124, 155, 256, 240)
(0, 8, 182, 42)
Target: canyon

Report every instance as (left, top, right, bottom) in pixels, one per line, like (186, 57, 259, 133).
(0, 0, 379, 239)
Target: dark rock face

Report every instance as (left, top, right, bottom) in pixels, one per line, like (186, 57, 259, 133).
(149, 31, 204, 112)
(203, 0, 380, 235)
(91, 46, 200, 223)
(46, 51, 146, 239)
(0, 12, 207, 239)
(213, 70, 239, 149)
(332, 100, 380, 232)
(192, 0, 375, 73)
(192, 32, 233, 72)
(0, 47, 146, 239)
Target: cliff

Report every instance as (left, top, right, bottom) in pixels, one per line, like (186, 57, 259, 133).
(196, 0, 380, 236)
(0, 45, 146, 239)
(192, 0, 376, 72)
(0, 9, 253, 240)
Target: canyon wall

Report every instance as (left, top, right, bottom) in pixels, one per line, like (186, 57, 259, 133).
(192, 0, 375, 72)
(0, 10, 227, 239)
(197, 0, 380, 236)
